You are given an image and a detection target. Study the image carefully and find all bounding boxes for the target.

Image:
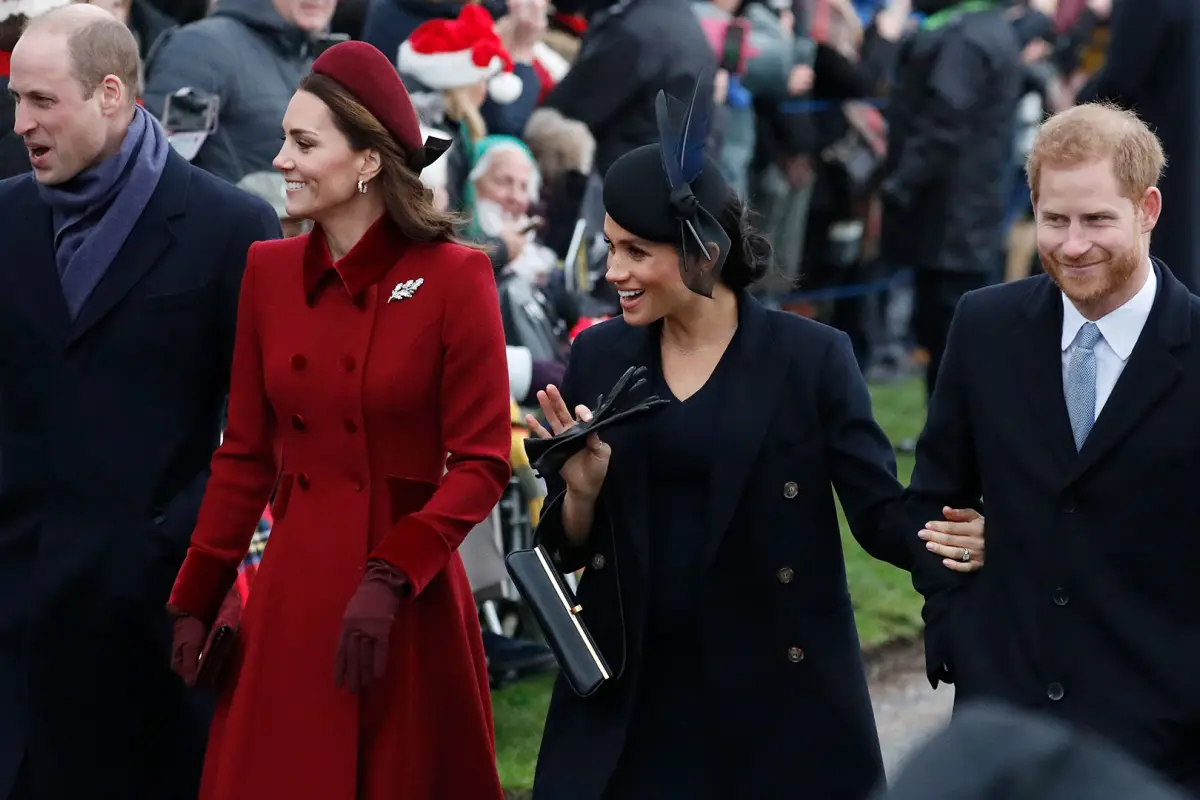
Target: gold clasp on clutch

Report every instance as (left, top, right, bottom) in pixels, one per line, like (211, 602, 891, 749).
(570, 604, 583, 615)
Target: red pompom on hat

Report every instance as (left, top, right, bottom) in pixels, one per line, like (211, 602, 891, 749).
(311, 40, 450, 174)
(398, 4, 525, 105)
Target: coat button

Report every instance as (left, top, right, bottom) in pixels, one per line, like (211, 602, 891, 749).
(297, 473, 310, 490)
(591, 553, 606, 570)
(1047, 682, 1065, 701)
(1052, 587, 1069, 606)
(341, 356, 356, 372)
(352, 479, 364, 492)
(291, 414, 306, 431)
(777, 566, 794, 584)
(344, 419, 358, 433)
(787, 647, 805, 663)
(290, 354, 307, 370)
(783, 481, 798, 499)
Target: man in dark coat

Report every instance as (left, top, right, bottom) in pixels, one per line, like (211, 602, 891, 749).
(907, 103, 1200, 795)
(0, 6, 279, 799)
(879, 0, 1023, 399)
(1076, 0, 1200, 292)
(532, 0, 715, 175)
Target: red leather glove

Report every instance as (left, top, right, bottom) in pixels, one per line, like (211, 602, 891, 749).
(168, 608, 209, 688)
(334, 561, 409, 694)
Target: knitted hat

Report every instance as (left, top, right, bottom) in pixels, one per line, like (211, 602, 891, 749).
(311, 40, 449, 175)
(398, 5, 524, 104)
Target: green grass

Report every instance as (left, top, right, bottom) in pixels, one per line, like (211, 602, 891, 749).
(492, 377, 928, 791)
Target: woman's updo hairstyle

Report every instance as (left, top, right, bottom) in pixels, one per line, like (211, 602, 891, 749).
(714, 190, 774, 292)
(602, 143, 773, 293)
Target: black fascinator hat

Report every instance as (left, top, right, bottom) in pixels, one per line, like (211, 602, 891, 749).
(602, 74, 732, 298)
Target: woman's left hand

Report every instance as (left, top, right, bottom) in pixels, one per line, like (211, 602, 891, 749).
(919, 507, 985, 573)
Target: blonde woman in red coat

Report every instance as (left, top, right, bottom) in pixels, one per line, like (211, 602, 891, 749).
(165, 41, 511, 800)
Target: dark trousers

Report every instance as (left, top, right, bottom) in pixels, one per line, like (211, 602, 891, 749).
(913, 268, 990, 401)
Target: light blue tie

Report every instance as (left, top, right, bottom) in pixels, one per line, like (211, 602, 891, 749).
(1066, 322, 1102, 450)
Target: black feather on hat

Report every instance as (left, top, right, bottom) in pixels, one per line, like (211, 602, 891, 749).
(602, 72, 733, 298)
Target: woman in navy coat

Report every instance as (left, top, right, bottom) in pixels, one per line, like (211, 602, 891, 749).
(524, 83, 986, 800)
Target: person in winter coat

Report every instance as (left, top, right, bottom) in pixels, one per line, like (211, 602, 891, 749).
(141, 0, 336, 183)
(166, 42, 510, 800)
(531, 0, 715, 175)
(878, 0, 1023, 401)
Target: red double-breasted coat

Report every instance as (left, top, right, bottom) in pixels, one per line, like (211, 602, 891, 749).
(169, 218, 511, 800)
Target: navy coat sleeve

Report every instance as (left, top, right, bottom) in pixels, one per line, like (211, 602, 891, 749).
(905, 291, 985, 686)
(818, 331, 910, 570)
(154, 195, 281, 566)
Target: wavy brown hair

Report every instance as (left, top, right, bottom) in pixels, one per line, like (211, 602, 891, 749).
(299, 73, 479, 247)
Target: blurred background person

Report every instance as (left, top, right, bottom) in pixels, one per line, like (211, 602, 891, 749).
(142, 0, 338, 183)
(1075, 0, 1200, 293)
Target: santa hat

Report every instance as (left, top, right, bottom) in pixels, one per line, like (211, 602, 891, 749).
(398, 5, 524, 105)
(0, 0, 69, 23)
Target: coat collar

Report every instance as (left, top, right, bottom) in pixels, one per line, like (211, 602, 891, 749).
(1020, 259, 1191, 483)
(3, 149, 190, 346)
(302, 214, 411, 307)
(604, 291, 789, 580)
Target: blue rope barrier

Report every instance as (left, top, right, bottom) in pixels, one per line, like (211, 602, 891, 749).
(779, 96, 887, 115)
(775, 268, 912, 303)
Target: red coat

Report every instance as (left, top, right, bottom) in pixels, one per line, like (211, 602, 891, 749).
(169, 217, 511, 800)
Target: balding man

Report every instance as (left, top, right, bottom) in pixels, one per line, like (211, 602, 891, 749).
(904, 103, 1200, 794)
(0, 7, 280, 799)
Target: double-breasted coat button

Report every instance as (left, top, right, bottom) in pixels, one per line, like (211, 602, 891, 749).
(783, 481, 799, 499)
(341, 356, 356, 372)
(352, 479, 364, 492)
(591, 553, 606, 570)
(290, 354, 307, 370)
(787, 647, 805, 663)
(1047, 682, 1065, 701)
(297, 473, 310, 490)
(291, 414, 306, 431)
(344, 419, 358, 434)
(1052, 587, 1069, 606)
(777, 566, 794, 584)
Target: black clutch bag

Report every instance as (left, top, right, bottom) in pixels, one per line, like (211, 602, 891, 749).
(504, 542, 617, 697)
(195, 586, 242, 689)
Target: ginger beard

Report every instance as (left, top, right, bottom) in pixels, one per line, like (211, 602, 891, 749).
(1039, 230, 1142, 309)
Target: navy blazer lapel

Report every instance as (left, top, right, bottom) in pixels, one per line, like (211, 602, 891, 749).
(602, 324, 657, 581)
(1065, 262, 1188, 485)
(3, 177, 71, 343)
(1019, 276, 1078, 474)
(67, 152, 190, 345)
(698, 293, 788, 573)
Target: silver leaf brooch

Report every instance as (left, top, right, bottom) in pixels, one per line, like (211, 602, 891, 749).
(388, 278, 424, 303)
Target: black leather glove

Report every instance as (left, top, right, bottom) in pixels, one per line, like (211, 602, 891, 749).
(524, 365, 669, 476)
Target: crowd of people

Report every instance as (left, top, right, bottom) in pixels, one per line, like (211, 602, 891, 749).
(0, 0, 1199, 797)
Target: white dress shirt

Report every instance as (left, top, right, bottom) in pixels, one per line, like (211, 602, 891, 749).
(1060, 267, 1157, 419)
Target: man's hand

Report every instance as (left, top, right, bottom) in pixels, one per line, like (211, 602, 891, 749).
(919, 506, 985, 573)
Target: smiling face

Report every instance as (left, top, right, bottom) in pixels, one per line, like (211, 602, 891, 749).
(474, 148, 534, 221)
(1034, 157, 1159, 319)
(9, 28, 122, 185)
(273, 89, 380, 223)
(603, 215, 700, 325)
